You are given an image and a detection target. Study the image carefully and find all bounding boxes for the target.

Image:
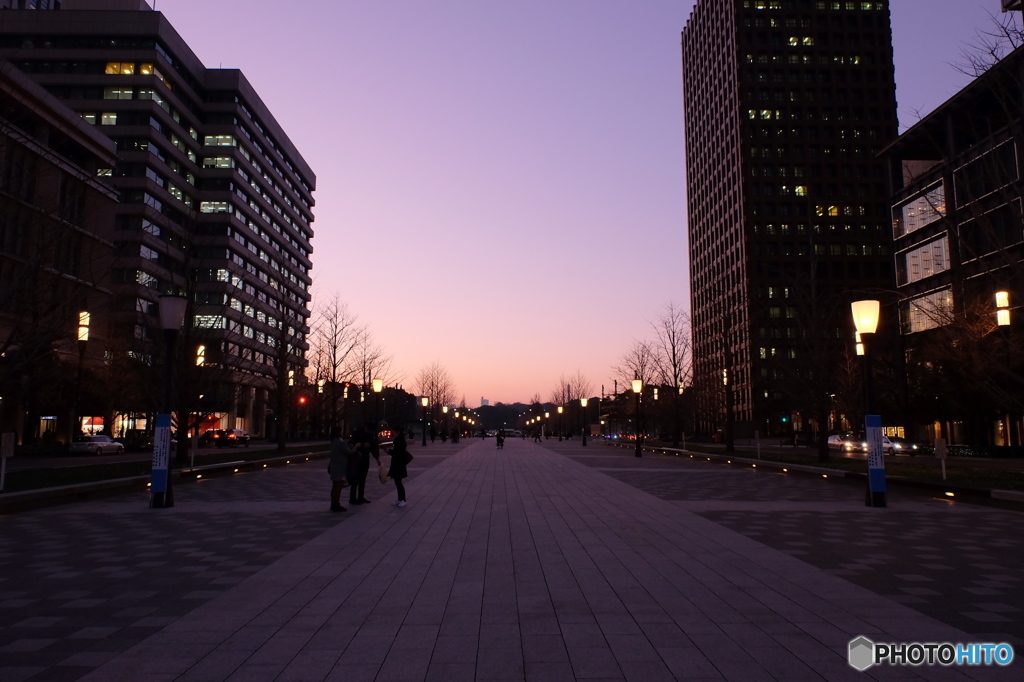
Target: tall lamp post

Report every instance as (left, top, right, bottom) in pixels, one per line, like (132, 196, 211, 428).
(420, 396, 429, 447)
(580, 398, 588, 446)
(372, 378, 383, 452)
(632, 378, 643, 457)
(852, 299, 885, 508)
(70, 311, 89, 444)
(557, 405, 563, 441)
(151, 294, 187, 509)
(442, 406, 448, 442)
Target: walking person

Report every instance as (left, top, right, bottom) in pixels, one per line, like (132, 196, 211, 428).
(327, 426, 349, 512)
(387, 427, 413, 507)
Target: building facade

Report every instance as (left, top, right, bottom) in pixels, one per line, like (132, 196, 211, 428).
(0, 0, 315, 440)
(682, 0, 899, 439)
(882, 44, 1024, 447)
(0, 56, 118, 444)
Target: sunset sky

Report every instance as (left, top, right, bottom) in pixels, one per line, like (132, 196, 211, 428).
(156, 0, 1004, 405)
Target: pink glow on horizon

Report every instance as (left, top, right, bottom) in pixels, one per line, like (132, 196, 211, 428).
(156, 0, 997, 404)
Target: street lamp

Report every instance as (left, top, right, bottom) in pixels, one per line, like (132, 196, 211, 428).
(580, 398, 588, 446)
(632, 378, 643, 457)
(851, 299, 885, 508)
(151, 294, 187, 509)
(70, 311, 89, 443)
(557, 405, 563, 441)
(372, 379, 383, 447)
(420, 396, 429, 446)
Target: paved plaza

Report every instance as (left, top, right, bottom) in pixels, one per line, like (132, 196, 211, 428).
(0, 438, 1020, 681)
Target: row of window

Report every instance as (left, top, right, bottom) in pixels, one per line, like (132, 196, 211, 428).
(745, 1, 883, 9)
(750, 242, 887, 257)
(745, 53, 870, 66)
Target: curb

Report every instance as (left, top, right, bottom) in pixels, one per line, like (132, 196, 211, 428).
(0, 450, 329, 514)
(604, 441, 1024, 511)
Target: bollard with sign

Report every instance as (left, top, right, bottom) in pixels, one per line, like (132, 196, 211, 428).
(935, 437, 947, 481)
(865, 415, 886, 507)
(149, 413, 173, 508)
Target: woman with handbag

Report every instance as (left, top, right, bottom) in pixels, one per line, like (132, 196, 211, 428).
(387, 427, 413, 507)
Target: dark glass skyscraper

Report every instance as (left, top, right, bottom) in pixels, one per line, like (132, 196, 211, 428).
(682, 0, 897, 438)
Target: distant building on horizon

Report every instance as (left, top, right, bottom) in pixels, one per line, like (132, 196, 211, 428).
(0, 0, 315, 439)
(480, 398, 489, 407)
(681, 0, 898, 439)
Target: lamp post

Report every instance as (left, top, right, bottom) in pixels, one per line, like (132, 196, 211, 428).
(632, 378, 643, 457)
(580, 398, 588, 446)
(442, 405, 449, 442)
(372, 378, 383, 450)
(557, 405, 563, 441)
(852, 299, 885, 508)
(151, 294, 187, 509)
(420, 396, 429, 447)
(70, 311, 89, 444)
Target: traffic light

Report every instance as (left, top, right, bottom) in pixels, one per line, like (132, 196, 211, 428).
(298, 395, 308, 406)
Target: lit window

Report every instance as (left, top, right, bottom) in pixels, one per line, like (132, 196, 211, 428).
(105, 62, 135, 75)
(204, 135, 236, 147)
(103, 87, 133, 100)
(100, 112, 117, 125)
(139, 63, 154, 75)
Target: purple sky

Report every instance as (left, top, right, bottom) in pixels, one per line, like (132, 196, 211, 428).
(156, 0, 1003, 405)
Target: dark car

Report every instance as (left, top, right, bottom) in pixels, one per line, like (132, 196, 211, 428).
(214, 429, 251, 447)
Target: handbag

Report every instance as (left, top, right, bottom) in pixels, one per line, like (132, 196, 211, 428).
(378, 457, 391, 484)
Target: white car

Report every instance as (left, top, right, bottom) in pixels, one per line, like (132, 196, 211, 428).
(69, 435, 124, 456)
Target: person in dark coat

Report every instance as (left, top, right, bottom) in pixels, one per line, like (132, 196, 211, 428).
(348, 426, 370, 505)
(387, 427, 413, 507)
(327, 426, 350, 512)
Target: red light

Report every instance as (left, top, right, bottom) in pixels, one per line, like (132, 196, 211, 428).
(298, 396, 307, 405)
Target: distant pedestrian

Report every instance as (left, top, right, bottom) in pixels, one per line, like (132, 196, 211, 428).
(429, 425, 436, 443)
(327, 426, 349, 512)
(440, 430, 448, 444)
(388, 427, 413, 507)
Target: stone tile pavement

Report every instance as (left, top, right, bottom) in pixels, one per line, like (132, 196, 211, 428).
(0, 438, 1018, 681)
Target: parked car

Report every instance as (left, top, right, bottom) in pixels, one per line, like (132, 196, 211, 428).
(827, 434, 863, 452)
(69, 435, 124, 456)
(214, 429, 251, 447)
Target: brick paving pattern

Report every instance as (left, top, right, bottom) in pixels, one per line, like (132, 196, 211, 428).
(0, 438, 1016, 681)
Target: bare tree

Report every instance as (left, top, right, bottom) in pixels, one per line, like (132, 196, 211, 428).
(306, 293, 361, 428)
(345, 327, 398, 389)
(955, 10, 1024, 77)
(650, 301, 693, 446)
(612, 340, 659, 388)
(415, 360, 457, 414)
(650, 301, 692, 390)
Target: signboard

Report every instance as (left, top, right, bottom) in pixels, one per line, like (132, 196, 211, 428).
(150, 413, 171, 494)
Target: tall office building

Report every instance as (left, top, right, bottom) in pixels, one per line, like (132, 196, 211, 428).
(682, 0, 898, 438)
(0, 0, 315, 438)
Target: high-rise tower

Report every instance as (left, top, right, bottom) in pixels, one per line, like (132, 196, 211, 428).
(682, 0, 898, 439)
